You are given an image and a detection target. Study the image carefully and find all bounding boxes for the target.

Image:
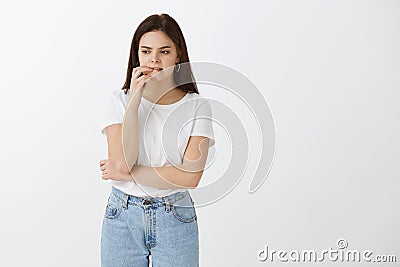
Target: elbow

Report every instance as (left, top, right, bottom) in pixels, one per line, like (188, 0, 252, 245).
(188, 172, 203, 189)
(117, 164, 130, 175)
(190, 182, 199, 189)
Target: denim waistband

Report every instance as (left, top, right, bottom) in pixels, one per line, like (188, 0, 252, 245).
(111, 185, 190, 208)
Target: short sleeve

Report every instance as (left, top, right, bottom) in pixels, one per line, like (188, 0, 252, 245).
(100, 92, 124, 135)
(190, 99, 215, 148)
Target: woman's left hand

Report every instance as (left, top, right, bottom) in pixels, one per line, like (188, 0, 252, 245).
(99, 159, 132, 181)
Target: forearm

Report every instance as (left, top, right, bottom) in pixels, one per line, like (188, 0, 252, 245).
(121, 165, 200, 189)
(121, 102, 140, 173)
(112, 165, 196, 189)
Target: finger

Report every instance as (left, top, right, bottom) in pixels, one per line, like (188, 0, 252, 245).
(133, 66, 152, 78)
(132, 66, 148, 73)
(132, 69, 144, 80)
(131, 70, 147, 83)
(100, 161, 108, 169)
(139, 66, 153, 72)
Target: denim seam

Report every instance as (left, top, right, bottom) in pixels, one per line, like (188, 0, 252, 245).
(113, 191, 188, 207)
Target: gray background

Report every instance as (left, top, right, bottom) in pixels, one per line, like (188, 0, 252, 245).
(0, 0, 399, 266)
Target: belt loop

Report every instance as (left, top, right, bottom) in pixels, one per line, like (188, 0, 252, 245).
(122, 193, 129, 210)
(164, 196, 171, 213)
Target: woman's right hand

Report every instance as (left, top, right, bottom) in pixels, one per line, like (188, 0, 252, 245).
(128, 66, 153, 107)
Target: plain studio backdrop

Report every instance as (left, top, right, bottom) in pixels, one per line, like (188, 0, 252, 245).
(0, 1, 399, 266)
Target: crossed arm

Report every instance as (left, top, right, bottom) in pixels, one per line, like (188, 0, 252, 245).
(132, 135, 210, 188)
(100, 130, 210, 189)
(101, 96, 211, 189)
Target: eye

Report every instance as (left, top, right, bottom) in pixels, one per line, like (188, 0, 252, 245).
(141, 50, 150, 54)
(161, 51, 169, 54)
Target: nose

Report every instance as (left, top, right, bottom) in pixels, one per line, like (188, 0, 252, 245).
(150, 52, 160, 63)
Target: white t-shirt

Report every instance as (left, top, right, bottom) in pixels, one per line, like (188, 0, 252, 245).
(100, 89, 215, 197)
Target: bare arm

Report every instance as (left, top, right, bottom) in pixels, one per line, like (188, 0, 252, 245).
(104, 66, 151, 174)
(121, 102, 140, 173)
(104, 103, 139, 174)
(103, 136, 211, 189)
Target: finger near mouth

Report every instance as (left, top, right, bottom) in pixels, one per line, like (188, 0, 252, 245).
(148, 67, 163, 71)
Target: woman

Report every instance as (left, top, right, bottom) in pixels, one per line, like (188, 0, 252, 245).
(99, 13, 215, 266)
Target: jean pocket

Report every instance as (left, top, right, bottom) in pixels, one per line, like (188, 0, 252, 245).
(104, 194, 122, 219)
(171, 194, 197, 223)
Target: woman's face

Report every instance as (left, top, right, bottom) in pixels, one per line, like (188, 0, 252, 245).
(138, 30, 180, 81)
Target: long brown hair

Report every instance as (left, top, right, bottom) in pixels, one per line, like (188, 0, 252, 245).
(121, 14, 199, 95)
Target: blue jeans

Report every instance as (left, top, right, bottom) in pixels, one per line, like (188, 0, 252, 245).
(100, 186, 199, 267)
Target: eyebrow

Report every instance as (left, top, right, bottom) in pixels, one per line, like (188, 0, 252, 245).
(140, 45, 172, 49)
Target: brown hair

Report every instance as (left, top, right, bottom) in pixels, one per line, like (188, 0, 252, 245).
(121, 13, 199, 95)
